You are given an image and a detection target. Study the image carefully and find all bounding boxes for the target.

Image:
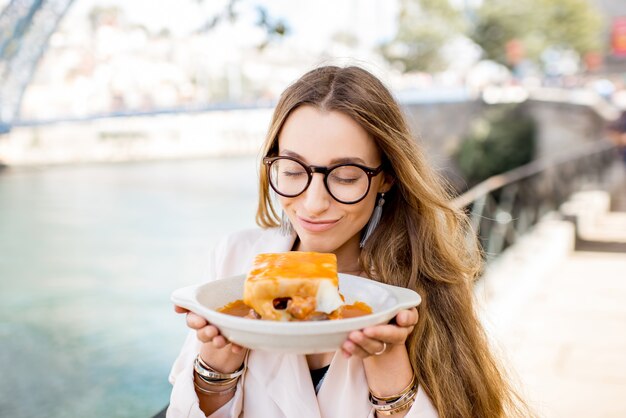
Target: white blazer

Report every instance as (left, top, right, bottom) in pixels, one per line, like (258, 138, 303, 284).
(167, 228, 438, 418)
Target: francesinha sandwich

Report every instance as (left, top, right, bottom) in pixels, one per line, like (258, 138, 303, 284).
(243, 252, 345, 321)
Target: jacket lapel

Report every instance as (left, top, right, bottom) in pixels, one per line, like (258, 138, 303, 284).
(253, 227, 296, 254)
(247, 350, 322, 418)
(216, 227, 295, 278)
(317, 352, 372, 418)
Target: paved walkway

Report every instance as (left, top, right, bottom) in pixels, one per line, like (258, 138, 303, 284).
(496, 251, 626, 418)
(478, 189, 626, 417)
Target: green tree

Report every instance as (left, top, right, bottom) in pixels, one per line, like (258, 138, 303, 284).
(455, 104, 536, 186)
(383, 0, 604, 71)
(472, 0, 604, 67)
(381, 0, 466, 72)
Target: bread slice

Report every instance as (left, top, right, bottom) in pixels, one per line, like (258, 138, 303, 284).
(243, 252, 344, 321)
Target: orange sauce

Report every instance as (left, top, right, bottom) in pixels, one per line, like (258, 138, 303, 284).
(328, 301, 372, 319)
(218, 299, 372, 320)
(218, 300, 254, 317)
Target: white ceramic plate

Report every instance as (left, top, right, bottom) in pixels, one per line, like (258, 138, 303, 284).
(171, 273, 421, 354)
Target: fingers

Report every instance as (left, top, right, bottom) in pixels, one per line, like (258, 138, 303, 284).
(186, 312, 208, 330)
(231, 343, 246, 354)
(183, 309, 248, 372)
(208, 335, 226, 348)
(174, 305, 189, 314)
(185, 312, 227, 347)
(195, 322, 238, 351)
(361, 308, 418, 342)
(362, 324, 414, 345)
(342, 339, 371, 358)
(395, 308, 418, 327)
(344, 331, 387, 358)
(196, 325, 219, 343)
(210, 336, 245, 354)
(343, 308, 419, 358)
(193, 322, 236, 350)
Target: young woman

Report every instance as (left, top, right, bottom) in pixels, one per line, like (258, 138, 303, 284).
(168, 66, 528, 418)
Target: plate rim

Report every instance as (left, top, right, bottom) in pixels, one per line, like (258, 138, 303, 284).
(171, 273, 421, 336)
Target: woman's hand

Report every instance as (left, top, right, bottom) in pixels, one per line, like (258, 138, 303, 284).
(341, 307, 418, 359)
(174, 305, 248, 373)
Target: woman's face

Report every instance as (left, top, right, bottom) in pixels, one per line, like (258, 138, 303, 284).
(276, 105, 391, 261)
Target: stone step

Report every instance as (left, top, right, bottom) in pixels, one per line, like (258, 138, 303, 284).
(560, 190, 626, 251)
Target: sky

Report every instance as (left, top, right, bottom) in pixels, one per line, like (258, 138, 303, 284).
(62, 0, 400, 50)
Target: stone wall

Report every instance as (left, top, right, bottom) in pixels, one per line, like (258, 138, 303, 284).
(523, 99, 608, 160)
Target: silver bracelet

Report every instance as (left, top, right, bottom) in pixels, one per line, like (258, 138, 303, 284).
(193, 355, 245, 382)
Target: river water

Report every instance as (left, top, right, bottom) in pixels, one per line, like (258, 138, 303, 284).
(0, 156, 259, 417)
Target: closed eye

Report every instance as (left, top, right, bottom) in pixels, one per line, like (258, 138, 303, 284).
(329, 174, 359, 184)
(282, 171, 306, 177)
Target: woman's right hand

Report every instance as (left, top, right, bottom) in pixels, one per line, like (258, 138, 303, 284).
(174, 305, 248, 373)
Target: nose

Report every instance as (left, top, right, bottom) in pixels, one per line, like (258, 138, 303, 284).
(302, 173, 331, 216)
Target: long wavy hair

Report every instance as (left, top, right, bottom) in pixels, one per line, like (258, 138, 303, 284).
(256, 66, 528, 418)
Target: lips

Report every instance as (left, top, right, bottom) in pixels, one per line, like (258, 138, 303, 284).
(297, 216, 339, 232)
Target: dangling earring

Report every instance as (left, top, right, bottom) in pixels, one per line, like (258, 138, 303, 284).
(360, 193, 385, 248)
(279, 211, 294, 236)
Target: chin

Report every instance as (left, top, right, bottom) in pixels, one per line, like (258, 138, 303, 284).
(296, 232, 341, 254)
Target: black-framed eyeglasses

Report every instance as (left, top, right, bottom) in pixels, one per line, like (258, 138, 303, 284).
(263, 156, 383, 204)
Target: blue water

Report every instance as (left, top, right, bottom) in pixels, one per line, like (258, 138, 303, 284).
(0, 157, 259, 417)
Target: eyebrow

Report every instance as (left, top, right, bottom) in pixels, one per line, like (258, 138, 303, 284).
(280, 149, 368, 165)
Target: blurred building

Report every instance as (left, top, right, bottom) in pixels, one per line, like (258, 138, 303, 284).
(591, 0, 626, 72)
(17, 2, 392, 121)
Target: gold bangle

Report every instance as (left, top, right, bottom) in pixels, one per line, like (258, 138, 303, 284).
(194, 381, 237, 396)
(370, 375, 419, 415)
(375, 398, 415, 416)
(370, 385, 417, 412)
(370, 374, 416, 402)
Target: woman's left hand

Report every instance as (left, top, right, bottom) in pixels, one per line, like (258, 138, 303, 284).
(341, 307, 418, 359)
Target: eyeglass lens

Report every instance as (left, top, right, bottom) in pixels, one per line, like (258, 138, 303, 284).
(268, 158, 370, 203)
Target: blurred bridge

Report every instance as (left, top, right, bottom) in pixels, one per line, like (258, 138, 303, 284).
(0, 0, 74, 128)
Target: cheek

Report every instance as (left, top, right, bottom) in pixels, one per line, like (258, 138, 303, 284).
(279, 196, 375, 228)
(346, 200, 376, 226)
(278, 196, 294, 212)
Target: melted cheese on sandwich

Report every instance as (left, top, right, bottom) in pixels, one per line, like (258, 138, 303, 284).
(243, 252, 344, 321)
